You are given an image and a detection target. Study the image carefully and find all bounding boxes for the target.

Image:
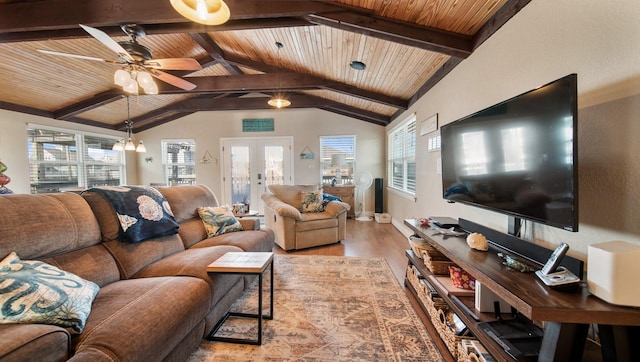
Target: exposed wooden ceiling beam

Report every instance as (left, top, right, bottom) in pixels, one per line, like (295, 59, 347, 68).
(306, 12, 473, 58)
(188, 33, 243, 75)
(54, 92, 125, 120)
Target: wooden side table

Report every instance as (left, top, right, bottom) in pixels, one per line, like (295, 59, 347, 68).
(323, 185, 355, 219)
(206, 252, 274, 345)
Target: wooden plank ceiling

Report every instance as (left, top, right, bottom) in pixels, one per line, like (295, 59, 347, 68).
(0, 0, 531, 132)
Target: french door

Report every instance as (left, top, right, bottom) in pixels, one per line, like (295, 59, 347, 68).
(221, 137, 293, 214)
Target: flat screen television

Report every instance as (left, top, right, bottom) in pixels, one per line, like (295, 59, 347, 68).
(440, 74, 578, 232)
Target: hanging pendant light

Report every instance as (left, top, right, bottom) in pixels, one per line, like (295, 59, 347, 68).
(170, 0, 230, 25)
(112, 96, 146, 152)
(268, 41, 291, 109)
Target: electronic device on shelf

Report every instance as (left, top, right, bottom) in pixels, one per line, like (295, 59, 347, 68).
(440, 74, 579, 233)
(428, 216, 459, 228)
(535, 243, 580, 291)
(540, 243, 569, 275)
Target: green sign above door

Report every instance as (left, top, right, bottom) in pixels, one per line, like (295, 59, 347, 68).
(242, 118, 274, 132)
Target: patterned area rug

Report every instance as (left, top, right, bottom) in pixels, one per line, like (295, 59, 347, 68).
(188, 255, 443, 361)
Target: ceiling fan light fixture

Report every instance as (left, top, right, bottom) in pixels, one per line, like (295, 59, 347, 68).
(170, 0, 230, 25)
(123, 78, 139, 94)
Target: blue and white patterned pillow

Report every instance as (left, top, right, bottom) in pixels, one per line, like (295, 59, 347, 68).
(0, 252, 100, 334)
(197, 206, 244, 237)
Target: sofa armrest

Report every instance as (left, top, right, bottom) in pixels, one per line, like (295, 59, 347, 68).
(323, 200, 351, 217)
(0, 324, 70, 362)
(238, 217, 260, 230)
(261, 194, 302, 220)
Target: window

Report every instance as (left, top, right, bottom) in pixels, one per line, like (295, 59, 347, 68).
(27, 126, 124, 194)
(320, 136, 355, 185)
(162, 140, 196, 185)
(387, 115, 416, 194)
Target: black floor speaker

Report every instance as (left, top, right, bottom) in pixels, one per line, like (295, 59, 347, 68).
(374, 178, 383, 213)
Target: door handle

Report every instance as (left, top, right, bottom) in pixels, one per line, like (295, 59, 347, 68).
(258, 173, 262, 185)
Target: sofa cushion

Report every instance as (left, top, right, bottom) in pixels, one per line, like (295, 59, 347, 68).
(0, 252, 99, 334)
(189, 228, 276, 253)
(86, 186, 179, 243)
(0, 193, 103, 261)
(158, 184, 219, 223)
(197, 206, 243, 237)
(131, 245, 243, 314)
(268, 184, 318, 209)
(300, 190, 324, 213)
(72, 276, 210, 362)
(0, 324, 69, 362)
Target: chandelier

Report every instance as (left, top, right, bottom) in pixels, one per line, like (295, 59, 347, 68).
(170, 0, 230, 25)
(112, 97, 146, 152)
(114, 66, 158, 95)
(268, 41, 291, 109)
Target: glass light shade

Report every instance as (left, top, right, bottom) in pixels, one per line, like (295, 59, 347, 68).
(124, 138, 136, 151)
(114, 69, 130, 86)
(137, 71, 154, 88)
(267, 97, 291, 109)
(143, 81, 159, 95)
(123, 78, 138, 94)
(170, 0, 230, 25)
(112, 140, 124, 151)
(136, 141, 146, 153)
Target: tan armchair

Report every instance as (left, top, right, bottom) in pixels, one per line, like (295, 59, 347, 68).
(261, 184, 350, 250)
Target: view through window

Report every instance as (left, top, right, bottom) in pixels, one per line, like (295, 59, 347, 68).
(387, 115, 416, 194)
(320, 136, 355, 186)
(27, 126, 123, 194)
(162, 139, 196, 185)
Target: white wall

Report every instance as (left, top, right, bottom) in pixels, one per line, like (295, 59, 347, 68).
(386, 0, 640, 259)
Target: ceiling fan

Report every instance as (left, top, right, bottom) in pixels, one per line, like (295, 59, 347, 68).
(38, 24, 202, 94)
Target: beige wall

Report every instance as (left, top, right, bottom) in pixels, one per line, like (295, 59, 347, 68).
(137, 108, 385, 206)
(386, 0, 640, 259)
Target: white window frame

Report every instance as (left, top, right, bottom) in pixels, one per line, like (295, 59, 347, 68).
(162, 139, 196, 185)
(387, 114, 417, 196)
(27, 124, 124, 193)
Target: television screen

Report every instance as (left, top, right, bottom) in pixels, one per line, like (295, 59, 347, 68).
(441, 74, 578, 232)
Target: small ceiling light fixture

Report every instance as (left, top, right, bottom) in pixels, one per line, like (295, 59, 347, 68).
(170, 0, 230, 25)
(350, 60, 366, 70)
(268, 41, 291, 109)
(113, 96, 146, 152)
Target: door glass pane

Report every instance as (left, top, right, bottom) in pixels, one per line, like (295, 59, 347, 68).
(230, 146, 250, 204)
(264, 145, 284, 189)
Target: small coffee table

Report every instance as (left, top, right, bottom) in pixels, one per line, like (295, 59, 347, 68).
(206, 252, 274, 345)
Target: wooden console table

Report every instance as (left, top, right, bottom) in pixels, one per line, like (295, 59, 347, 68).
(404, 218, 640, 361)
(323, 185, 355, 219)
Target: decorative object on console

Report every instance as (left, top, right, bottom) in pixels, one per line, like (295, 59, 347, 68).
(497, 253, 536, 273)
(587, 240, 640, 307)
(466, 232, 489, 251)
(0, 161, 13, 194)
(0, 252, 100, 334)
(448, 265, 476, 290)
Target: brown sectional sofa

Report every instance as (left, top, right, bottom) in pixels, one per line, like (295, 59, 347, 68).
(0, 185, 275, 362)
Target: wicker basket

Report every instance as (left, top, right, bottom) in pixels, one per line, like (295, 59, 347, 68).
(432, 308, 475, 360)
(421, 250, 457, 275)
(408, 235, 437, 259)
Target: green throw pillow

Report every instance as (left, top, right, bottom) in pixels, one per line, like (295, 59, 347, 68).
(0, 252, 100, 334)
(198, 206, 244, 237)
(300, 190, 324, 213)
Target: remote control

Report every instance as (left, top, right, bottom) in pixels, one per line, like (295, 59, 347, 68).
(540, 243, 569, 275)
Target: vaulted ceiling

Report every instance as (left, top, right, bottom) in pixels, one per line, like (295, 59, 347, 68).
(0, 0, 531, 132)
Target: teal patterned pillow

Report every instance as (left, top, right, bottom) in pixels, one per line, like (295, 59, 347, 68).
(0, 252, 100, 334)
(300, 190, 324, 213)
(197, 206, 244, 237)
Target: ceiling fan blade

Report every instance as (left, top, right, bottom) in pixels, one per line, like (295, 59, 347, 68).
(79, 24, 135, 63)
(148, 69, 197, 91)
(37, 49, 120, 63)
(144, 58, 202, 71)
